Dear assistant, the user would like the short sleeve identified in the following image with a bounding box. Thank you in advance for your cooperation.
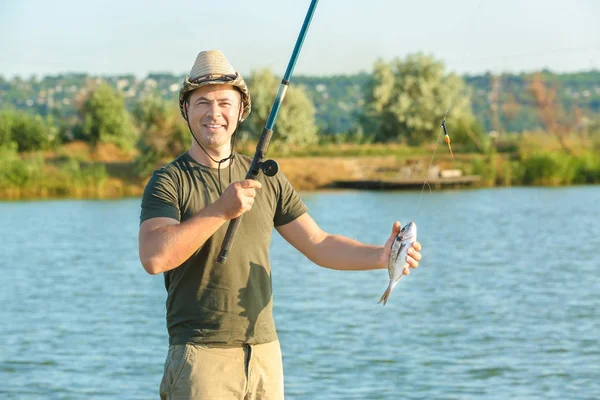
[273,173,308,227]
[140,168,180,225]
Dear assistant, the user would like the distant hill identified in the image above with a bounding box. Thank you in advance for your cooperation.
[1,69,599,134]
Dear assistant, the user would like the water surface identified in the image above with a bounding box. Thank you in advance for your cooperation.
[1,187,599,399]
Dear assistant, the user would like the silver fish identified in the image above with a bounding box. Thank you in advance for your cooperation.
[378,221,417,305]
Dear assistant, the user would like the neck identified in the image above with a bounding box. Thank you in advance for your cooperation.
[188,142,233,168]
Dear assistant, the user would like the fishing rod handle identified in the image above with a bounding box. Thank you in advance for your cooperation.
[217,217,242,264]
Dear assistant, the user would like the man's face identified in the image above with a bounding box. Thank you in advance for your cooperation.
[186,84,242,150]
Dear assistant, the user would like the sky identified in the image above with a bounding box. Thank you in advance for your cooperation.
[1,0,599,79]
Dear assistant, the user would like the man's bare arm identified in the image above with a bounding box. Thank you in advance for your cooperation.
[276,213,421,271]
[138,203,227,275]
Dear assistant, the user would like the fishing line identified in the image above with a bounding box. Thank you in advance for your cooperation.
[413,108,447,220]
[411,79,471,220]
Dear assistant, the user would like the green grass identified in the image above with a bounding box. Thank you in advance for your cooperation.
[2,131,600,199]
[0,144,110,199]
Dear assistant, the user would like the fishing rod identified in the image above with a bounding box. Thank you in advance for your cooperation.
[217,0,319,264]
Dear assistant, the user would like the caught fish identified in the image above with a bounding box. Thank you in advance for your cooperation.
[378,221,417,305]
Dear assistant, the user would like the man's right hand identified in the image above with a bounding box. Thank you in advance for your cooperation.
[214,179,262,220]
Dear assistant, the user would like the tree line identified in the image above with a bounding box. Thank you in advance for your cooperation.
[1,53,599,168]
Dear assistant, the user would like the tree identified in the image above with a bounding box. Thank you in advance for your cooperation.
[0,110,13,147]
[132,95,188,176]
[528,73,572,153]
[77,81,138,149]
[242,69,318,146]
[361,53,479,146]
[133,94,187,154]
[0,109,57,151]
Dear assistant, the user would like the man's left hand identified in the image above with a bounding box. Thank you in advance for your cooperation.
[380,221,422,275]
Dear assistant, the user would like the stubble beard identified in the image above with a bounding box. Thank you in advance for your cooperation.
[196,126,234,156]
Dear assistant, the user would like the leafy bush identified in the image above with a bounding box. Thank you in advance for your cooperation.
[56,156,107,185]
[78,82,138,149]
[469,154,496,186]
[244,68,318,146]
[572,153,600,184]
[360,53,476,145]
[521,152,578,185]
[0,109,58,151]
[133,95,188,176]
[0,143,44,186]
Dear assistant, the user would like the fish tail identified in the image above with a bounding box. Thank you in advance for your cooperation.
[377,282,396,306]
[377,288,391,305]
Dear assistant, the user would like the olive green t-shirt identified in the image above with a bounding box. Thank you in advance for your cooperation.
[140,152,307,345]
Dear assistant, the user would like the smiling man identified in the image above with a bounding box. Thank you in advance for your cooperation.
[138,50,422,400]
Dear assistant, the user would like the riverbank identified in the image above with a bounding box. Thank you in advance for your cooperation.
[1,136,599,200]
[0,153,436,200]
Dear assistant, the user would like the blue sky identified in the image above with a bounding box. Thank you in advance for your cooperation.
[1,0,599,79]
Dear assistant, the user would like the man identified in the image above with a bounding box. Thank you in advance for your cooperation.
[139,50,422,400]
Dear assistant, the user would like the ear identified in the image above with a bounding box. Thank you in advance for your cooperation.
[183,102,189,121]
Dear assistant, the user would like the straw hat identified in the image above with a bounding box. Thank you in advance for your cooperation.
[179,50,251,121]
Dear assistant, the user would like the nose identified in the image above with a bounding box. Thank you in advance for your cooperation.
[208,101,221,117]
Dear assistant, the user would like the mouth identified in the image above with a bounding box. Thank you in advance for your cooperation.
[204,124,225,131]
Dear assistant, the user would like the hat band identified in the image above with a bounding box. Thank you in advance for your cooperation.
[190,73,238,85]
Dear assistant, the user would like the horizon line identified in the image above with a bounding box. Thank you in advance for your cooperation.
[3,66,600,81]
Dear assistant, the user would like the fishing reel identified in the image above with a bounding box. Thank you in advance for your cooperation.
[258,159,279,177]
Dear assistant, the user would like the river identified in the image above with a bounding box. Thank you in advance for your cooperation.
[1,187,599,399]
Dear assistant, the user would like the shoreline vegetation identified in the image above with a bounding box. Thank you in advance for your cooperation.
[2,56,599,201]
[2,133,599,201]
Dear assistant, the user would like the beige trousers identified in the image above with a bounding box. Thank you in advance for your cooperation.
[159,340,284,400]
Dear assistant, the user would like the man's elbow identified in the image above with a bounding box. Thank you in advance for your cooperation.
[140,255,164,275]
